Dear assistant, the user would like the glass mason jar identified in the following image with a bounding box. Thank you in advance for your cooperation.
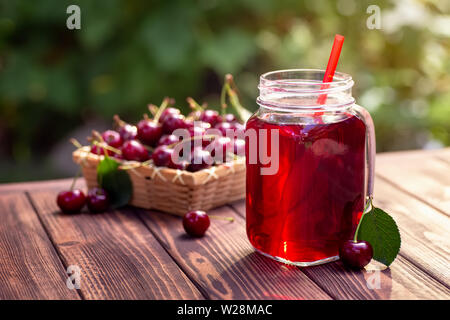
[245,69,375,266]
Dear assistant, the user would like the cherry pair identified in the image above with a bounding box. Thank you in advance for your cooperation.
[57,188,109,214]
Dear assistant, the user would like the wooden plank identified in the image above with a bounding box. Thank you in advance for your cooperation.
[231,201,450,299]
[0,193,80,299]
[0,178,84,193]
[376,149,450,216]
[434,148,450,164]
[136,206,331,300]
[28,190,203,300]
[373,179,450,287]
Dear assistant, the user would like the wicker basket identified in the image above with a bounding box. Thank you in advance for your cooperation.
[73,147,246,216]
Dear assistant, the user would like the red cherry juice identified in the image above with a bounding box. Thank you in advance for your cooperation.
[245,112,366,263]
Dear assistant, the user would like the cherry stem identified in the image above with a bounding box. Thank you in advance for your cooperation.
[186,97,204,112]
[153,97,170,123]
[92,140,122,155]
[113,115,126,128]
[353,196,373,242]
[70,138,83,149]
[209,215,234,222]
[70,166,82,191]
[148,104,158,116]
[220,75,230,116]
[223,75,246,123]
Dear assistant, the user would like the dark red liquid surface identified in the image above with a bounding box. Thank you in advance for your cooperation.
[245,113,366,263]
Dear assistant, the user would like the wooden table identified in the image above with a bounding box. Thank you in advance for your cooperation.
[0,149,449,300]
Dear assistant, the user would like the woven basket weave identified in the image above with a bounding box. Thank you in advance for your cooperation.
[73,147,245,216]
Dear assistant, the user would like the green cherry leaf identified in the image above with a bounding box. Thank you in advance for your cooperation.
[357,206,401,267]
[97,156,132,209]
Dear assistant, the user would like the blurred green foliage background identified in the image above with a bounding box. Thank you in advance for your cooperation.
[0,0,449,182]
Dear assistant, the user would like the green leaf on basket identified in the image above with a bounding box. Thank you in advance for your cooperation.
[357,206,401,267]
[97,155,132,209]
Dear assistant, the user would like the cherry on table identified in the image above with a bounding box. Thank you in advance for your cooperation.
[121,140,149,162]
[57,189,86,213]
[183,210,210,237]
[339,240,373,269]
[86,188,110,213]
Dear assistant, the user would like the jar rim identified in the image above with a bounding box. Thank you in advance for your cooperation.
[259,69,354,94]
[257,69,355,111]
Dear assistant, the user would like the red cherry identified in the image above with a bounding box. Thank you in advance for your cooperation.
[57,189,86,213]
[233,139,245,156]
[159,107,180,124]
[222,113,237,123]
[152,145,173,167]
[112,152,123,160]
[183,210,210,237]
[86,188,110,213]
[209,137,233,163]
[168,157,189,170]
[188,148,212,172]
[199,110,221,127]
[339,240,374,269]
[102,130,123,148]
[214,122,234,137]
[118,123,138,141]
[137,120,162,146]
[188,123,211,148]
[158,134,179,146]
[90,144,113,156]
[188,110,202,120]
[114,115,138,141]
[121,140,149,162]
[231,122,245,137]
[188,125,207,137]
[162,114,187,134]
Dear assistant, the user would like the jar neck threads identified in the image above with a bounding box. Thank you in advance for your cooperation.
[257,69,355,112]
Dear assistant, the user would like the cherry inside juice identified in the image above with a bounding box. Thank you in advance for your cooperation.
[245,112,366,263]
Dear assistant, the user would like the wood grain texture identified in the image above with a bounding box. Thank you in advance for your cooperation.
[231,202,450,299]
[0,178,84,193]
[374,179,450,288]
[0,193,80,299]
[376,149,450,216]
[136,206,331,300]
[28,190,203,300]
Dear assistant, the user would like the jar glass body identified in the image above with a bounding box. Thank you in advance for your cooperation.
[245,69,375,266]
